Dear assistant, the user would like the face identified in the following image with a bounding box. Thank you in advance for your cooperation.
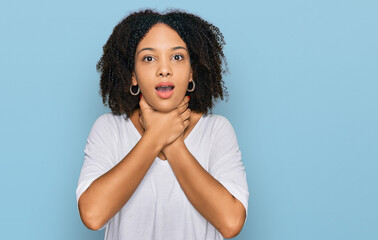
[132,23,193,112]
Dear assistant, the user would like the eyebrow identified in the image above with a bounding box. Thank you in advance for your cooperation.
[137,46,188,56]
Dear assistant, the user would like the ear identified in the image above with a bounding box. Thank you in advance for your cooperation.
[131,72,138,86]
[189,69,193,83]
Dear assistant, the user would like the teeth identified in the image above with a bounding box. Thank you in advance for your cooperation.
[156,86,174,92]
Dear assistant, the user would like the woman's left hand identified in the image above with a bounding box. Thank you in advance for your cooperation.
[138,96,191,156]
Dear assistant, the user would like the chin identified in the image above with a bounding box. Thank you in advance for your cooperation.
[144,95,183,113]
[142,89,187,112]
[150,101,178,113]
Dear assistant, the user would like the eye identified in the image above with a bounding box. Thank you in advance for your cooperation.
[143,56,155,62]
[172,54,184,61]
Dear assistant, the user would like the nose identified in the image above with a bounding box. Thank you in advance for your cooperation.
[156,59,172,78]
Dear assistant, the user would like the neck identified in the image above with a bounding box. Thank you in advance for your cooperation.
[130,108,203,138]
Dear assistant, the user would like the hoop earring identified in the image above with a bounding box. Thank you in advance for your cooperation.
[187,80,195,92]
[130,85,140,96]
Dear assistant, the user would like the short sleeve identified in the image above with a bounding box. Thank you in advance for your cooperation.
[76,114,116,230]
[209,116,249,224]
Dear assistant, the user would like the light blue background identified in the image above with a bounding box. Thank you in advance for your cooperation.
[1,0,377,239]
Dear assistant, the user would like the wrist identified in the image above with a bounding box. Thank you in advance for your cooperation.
[141,130,165,154]
[163,138,186,158]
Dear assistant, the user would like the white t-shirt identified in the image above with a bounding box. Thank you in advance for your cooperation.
[76,113,249,240]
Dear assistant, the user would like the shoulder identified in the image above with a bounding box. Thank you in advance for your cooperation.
[93,112,128,126]
[94,112,125,123]
[201,113,235,132]
[90,113,129,135]
[196,114,237,145]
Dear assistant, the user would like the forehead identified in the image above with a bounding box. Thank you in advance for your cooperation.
[137,23,187,50]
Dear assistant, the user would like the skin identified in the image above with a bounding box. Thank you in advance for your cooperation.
[78,23,246,238]
[131,23,193,113]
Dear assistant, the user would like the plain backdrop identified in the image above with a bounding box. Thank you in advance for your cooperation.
[0,0,377,239]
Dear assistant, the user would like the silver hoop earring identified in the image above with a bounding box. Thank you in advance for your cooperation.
[130,85,140,96]
[187,80,195,92]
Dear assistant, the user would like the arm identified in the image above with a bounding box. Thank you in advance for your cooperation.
[78,97,191,230]
[163,140,246,239]
[78,130,163,230]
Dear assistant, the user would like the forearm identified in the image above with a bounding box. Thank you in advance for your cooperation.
[164,141,246,238]
[78,133,162,230]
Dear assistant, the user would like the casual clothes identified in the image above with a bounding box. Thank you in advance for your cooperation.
[76,113,249,240]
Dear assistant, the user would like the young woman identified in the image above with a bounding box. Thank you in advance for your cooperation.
[76,9,249,240]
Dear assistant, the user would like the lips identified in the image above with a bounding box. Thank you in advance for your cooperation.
[155,82,175,99]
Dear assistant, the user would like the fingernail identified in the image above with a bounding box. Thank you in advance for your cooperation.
[139,94,142,99]
[188,96,190,100]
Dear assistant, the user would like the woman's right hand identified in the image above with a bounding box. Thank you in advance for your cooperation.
[78,96,191,230]
[138,95,191,149]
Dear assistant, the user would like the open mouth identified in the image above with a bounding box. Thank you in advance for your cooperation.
[155,82,175,99]
[155,85,175,92]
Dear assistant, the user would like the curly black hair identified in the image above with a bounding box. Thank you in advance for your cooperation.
[97,9,228,118]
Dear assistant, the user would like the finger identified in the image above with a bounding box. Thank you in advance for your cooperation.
[139,115,145,129]
[182,119,190,129]
[139,95,146,108]
[177,98,190,115]
[177,96,190,108]
[138,109,144,123]
[181,108,191,121]
[183,95,190,104]
[176,104,188,116]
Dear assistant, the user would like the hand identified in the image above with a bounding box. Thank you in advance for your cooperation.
[139,96,191,149]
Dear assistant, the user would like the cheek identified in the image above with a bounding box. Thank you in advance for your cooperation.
[134,68,152,89]
[175,65,192,84]
[176,82,189,94]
